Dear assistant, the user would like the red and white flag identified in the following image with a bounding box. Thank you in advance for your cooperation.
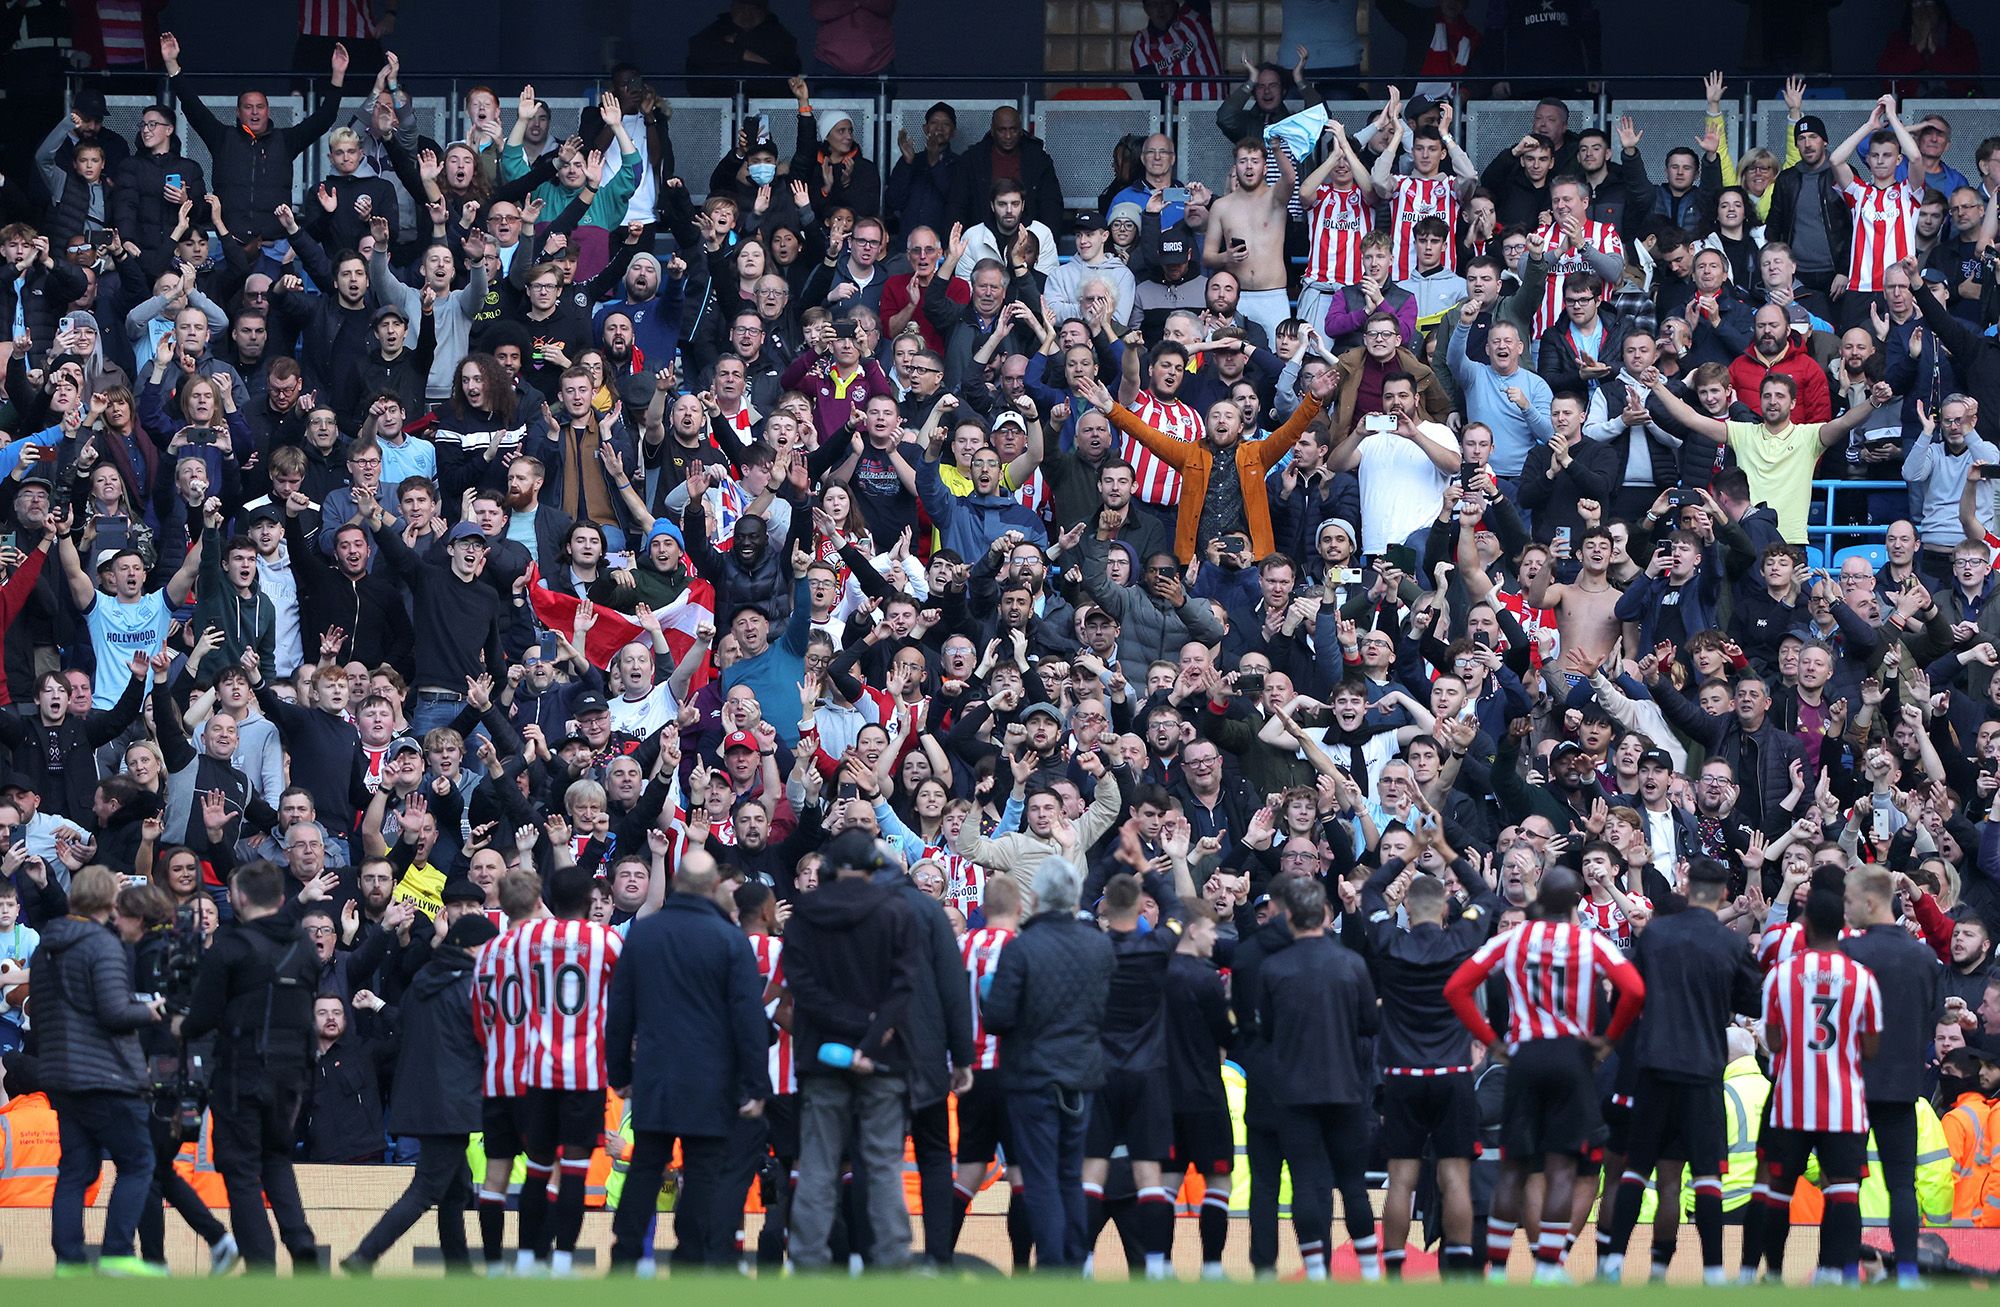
[525,567,716,691]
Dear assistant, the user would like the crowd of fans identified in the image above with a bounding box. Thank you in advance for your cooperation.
[0,0,1998,1284]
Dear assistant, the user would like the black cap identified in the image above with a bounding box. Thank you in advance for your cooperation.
[1072,209,1109,234]
[1550,740,1585,762]
[1405,95,1440,122]
[13,473,54,494]
[1157,225,1192,264]
[445,914,500,949]
[572,691,610,717]
[821,829,887,876]
[0,770,35,794]
[1795,115,1828,142]
[1019,700,1062,724]
[243,502,283,527]
[371,303,409,326]
[1638,748,1674,771]
[442,876,485,905]
[73,89,108,121]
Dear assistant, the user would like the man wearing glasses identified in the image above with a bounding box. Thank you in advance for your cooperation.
[112,105,208,267]
[882,225,971,353]
[804,214,889,314]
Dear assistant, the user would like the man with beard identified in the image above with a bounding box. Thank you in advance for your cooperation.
[592,252,685,373]
[948,107,1063,236]
[591,311,655,411]
[917,421,1048,560]
[1729,305,1831,423]
[1324,372,1459,556]
[951,179,1059,283]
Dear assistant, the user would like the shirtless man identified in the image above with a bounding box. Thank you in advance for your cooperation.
[1525,525,1624,677]
[1203,138,1295,349]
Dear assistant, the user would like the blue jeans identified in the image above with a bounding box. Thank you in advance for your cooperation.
[407,693,467,739]
[1006,1085,1089,1271]
[50,1090,153,1264]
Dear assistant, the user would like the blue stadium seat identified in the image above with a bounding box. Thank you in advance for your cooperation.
[1804,545,1826,572]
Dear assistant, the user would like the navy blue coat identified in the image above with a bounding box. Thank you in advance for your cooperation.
[606,893,770,1137]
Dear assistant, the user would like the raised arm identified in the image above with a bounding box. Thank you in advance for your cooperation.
[1644,369,1728,442]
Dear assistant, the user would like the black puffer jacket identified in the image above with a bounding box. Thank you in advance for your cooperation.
[29,916,157,1095]
[982,909,1115,1093]
[111,148,209,261]
[169,72,343,241]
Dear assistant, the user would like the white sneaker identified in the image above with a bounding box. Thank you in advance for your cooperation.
[209,1234,240,1277]
[515,1251,542,1277]
[1532,1263,1573,1286]
[1201,1263,1227,1282]
[549,1250,574,1278]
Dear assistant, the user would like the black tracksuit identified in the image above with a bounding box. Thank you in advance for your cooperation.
[1843,922,1944,1270]
[1255,931,1380,1263]
[1603,901,1764,1270]
[1227,917,1294,1272]
[1360,858,1501,1073]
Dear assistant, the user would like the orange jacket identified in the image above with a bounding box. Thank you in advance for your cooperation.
[1108,393,1325,563]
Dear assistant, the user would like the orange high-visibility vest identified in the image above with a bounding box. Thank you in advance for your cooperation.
[0,1093,101,1207]
[173,1110,229,1208]
[1942,1092,1991,1222]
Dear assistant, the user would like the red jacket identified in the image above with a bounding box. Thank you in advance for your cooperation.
[1729,335,1832,424]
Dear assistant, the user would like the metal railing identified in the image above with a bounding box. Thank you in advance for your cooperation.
[1810,480,1907,557]
[69,66,2000,194]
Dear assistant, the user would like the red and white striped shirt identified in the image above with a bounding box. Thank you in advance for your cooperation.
[925,844,986,913]
[1447,919,1643,1047]
[1839,179,1921,293]
[505,917,623,1091]
[749,934,795,1095]
[1010,467,1051,524]
[1532,219,1624,338]
[1755,920,1861,972]
[1305,183,1373,286]
[961,926,1016,1071]
[1762,946,1880,1133]
[1581,893,1651,953]
[1125,390,1202,507]
[473,922,535,1098]
[1389,175,1462,281]
[1129,4,1224,102]
[298,0,380,39]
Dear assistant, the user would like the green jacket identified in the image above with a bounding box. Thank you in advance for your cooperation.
[499,145,643,232]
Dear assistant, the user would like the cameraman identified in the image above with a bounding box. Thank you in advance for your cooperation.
[117,883,239,1273]
[180,861,320,1273]
[30,865,167,1275]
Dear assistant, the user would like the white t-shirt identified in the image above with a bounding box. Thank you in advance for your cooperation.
[608,679,679,739]
[1356,421,1457,554]
[601,112,656,227]
[86,590,172,709]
